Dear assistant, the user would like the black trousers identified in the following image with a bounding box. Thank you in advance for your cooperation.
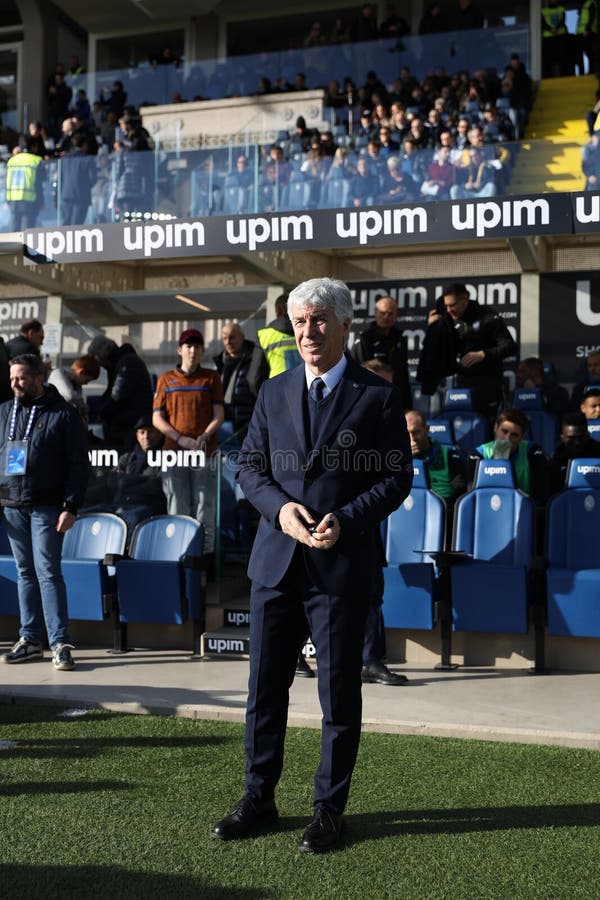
[245,549,369,814]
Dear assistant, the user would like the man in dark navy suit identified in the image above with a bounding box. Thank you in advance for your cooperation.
[211,277,413,853]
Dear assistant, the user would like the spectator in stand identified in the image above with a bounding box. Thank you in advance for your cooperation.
[401,137,430,185]
[379,3,410,39]
[152,47,181,68]
[582,133,600,190]
[405,410,467,513]
[426,108,446,145]
[451,146,496,198]
[356,109,378,142]
[113,115,154,219]
[21,121,50,157]
[548,412,600,496]
[267,144,291,185]
[152,328,224,558]
[87,335,153,452]
[571,350,600,408]
[379,155,417,203]
[350,156,380,206]
[5,140,44,231]
[421,144,455,199]
[6,320,44,360]
[100,81,127,119]
[324,79,345,112]
[438,129,463,165]
[232,154,253,188]
[319,130,337,158]
[329,16,350,43]
[293,73,308,92]
[419,2,451,34]
[390,104,410,142]
[372,101,392,129]
[351,295,412,409]
[514,357,570,417]
[303,21,326,47]
[100,110,118,149]
[362,69,389,108]
[213,322,268,437]
[482,104,514,143]
[453,116,472,152]
[69,88,91,123]
[417,282,516,419]
[47,354,100,425]
[470,408,549,509]
[350,3,378,42]
[67,55,86,78]
[60,132,97,226]
[408,116,434,150]
[455,0,484,29]
[47,72,72,141]
[377,126,400,158]
[580,387,600,420]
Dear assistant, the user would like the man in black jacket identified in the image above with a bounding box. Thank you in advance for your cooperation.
[0,354,88,671]
[88,335,153,452]
[351,295,412,410]
[213,323,268,438]
[417,282,516,421]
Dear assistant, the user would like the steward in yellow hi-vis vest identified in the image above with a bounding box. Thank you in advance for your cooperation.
[5,142,44,231]
[257,294,302,377]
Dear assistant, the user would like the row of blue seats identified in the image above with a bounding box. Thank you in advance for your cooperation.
[382,456,600,673]
[426,387,600,456]
[0,514,204,653]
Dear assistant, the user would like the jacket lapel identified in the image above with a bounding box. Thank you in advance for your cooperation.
[313,358,366,453]
[284,363,310,457]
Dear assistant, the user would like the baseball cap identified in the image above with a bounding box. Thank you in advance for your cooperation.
[134,414,154,430]
[178,328,204,346]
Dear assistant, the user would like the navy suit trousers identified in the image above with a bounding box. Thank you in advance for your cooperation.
[244,548,369,814]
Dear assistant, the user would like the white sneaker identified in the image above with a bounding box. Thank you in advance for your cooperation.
[1,637,44,664]
[52,643,75,671]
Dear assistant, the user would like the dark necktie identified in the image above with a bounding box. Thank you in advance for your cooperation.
[309,377,325,404]
[308,377,325,446]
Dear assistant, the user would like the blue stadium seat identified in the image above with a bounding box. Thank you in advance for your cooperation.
[61,513,127,625]
[546,458,600,637]
[433,388,489,452]
[587,420,600,442]
[115,515,204,651]
[0,517,19,617]
[281,176,319,211]
[450,459,535,634]
[382,462,446,631]
[512,387,559,456]
[427,418,455,445]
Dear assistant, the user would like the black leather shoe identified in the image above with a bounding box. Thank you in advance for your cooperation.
[210,795,278,840]
[295,654,316,678]
[361,661,408,685]
[299,807,344,853]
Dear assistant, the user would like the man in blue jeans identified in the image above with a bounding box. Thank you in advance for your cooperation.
[0,354,88,671]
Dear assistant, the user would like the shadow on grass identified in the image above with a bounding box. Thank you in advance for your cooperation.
[342,803,600,845]
[0,864,271,899]
[0,780,131,796]
[4,734,232,760]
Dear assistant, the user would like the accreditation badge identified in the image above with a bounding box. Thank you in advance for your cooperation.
[5,440,28,475]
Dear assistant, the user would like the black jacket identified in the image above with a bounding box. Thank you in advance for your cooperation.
[0,384,88,511]
[99,343,153,449]
[417,299,515,395]
[214,339,268,433]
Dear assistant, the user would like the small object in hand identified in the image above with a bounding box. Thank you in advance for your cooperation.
[308,525,317,534]
[326,518,334,528]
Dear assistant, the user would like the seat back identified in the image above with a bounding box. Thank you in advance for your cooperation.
[386,465,445,566]
[427,418,455,445]
[512,388,558,454]
[547,458,600,569]
[453,480,534,566]
[129,515,202,561]
[587,420,600,442]
[62,513,127,560]
[434,388,489,451]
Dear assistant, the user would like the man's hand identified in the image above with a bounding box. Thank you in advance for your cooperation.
[177,435,198,451]
[56,511,76,533]
[427,309,442,325]
[459,350,485,368]
[279,502,316,546]
[308,514,340,551]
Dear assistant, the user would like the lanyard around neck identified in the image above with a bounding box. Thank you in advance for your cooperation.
[8,398,37,443]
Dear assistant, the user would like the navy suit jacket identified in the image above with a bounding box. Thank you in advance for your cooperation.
[237,354,413,596]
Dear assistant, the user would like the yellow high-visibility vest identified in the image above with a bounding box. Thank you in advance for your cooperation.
[6,152,42,203]
[257,326,301,377]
